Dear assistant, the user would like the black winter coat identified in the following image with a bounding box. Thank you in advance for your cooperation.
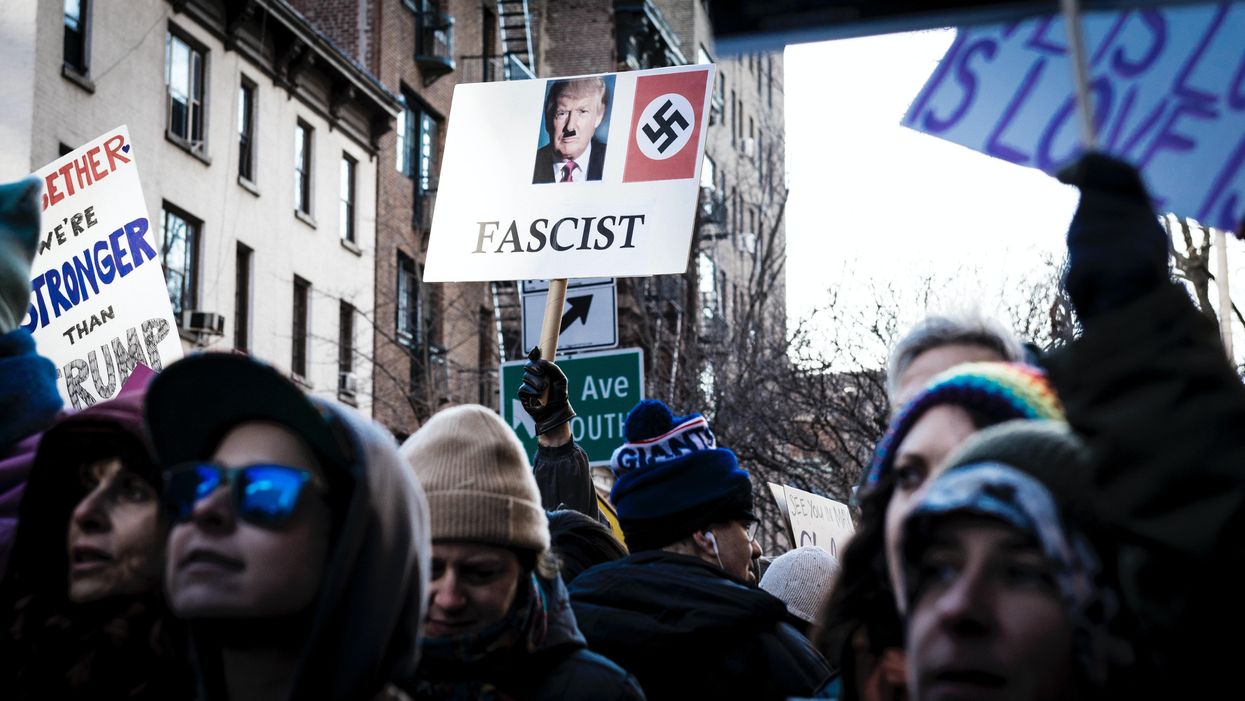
[412,574,645,701]
[533,442,600,520]
[568,551,832,700]
[1044,283,1245,698]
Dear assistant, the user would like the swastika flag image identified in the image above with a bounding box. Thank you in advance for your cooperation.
[623,68,711,183]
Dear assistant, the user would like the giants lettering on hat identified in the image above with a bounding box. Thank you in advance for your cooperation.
[609,415,717,475]
[622,69,710,183]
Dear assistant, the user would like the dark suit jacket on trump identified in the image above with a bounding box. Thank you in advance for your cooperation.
[532,139,607,184]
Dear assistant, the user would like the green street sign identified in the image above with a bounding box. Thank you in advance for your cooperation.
[500,348,645,466]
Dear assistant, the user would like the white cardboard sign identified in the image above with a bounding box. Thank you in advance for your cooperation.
[23,126,182,409]
[425,64,716,282]
[771,484,856,559]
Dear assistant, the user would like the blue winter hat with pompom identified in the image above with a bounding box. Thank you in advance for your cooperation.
[609,399,754,551]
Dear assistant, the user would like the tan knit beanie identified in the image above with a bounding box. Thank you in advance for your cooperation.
[400,404,550,553]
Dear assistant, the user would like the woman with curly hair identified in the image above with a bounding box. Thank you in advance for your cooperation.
[0,366,193,700]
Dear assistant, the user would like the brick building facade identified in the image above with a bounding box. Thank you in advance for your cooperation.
[290,0,538,437]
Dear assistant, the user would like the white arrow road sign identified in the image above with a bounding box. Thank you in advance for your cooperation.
[522,278,613,294]
[511,398,537,438]
[521,279,618,355]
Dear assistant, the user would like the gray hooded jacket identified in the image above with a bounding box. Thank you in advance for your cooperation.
[190,400,431,701]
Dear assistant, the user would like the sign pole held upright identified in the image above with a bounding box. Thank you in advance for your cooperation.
[1059,0,1098,150]
[539,278,568,358]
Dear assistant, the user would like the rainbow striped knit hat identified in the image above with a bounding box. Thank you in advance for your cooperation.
[860,362,1064,496]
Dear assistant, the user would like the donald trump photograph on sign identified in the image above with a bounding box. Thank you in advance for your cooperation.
[532,77,613,184]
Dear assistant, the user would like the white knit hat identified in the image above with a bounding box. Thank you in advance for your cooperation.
[759,546,840,624]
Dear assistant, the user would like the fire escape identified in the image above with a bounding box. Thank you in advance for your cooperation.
[489,0,536,363]
[496,0,536,79]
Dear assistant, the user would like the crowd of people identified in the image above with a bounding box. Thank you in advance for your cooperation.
[1,152,1242,700]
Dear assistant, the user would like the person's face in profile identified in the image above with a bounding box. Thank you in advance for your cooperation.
[906,517,1077,701]
[66,457,164,603]
[551,91,604,161]
[884,404,978,610]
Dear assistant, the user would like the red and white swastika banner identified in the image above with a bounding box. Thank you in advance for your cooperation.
[623,68,711,183]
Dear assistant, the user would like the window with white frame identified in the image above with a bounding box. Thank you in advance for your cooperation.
[294,122,313,215]
[166,32,205,150]
[340,154,356,243]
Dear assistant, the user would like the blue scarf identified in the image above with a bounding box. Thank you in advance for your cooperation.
[0,330,62,447]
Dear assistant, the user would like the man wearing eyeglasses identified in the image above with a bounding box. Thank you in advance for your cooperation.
[568,399,833,700]
[145,354,432,701]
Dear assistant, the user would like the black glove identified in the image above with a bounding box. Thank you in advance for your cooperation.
[1057,152,1171,324]
[517,346,576,435]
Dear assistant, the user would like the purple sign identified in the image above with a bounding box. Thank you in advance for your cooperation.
[904,3,1245,234]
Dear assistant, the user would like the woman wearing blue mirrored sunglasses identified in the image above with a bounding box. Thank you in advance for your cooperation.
[165,422,334,622]
[148,352,431,701]
[163,461,323,528]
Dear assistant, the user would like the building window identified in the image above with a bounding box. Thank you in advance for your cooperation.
[758,131,765,182]
[160,205,199,319]
[396,252,420,347]
[340,154,356,243]
[294,121,313,215]
[63,0,90,74]
[396,95,413,175]
[731,188,739,239]
[418,111,440,195]
[767,57,774,107]
[292,276,310,378]
[399,92,441,225]
[701,154,715,190]
[730,89,737,146]
[737,97,744,143]
[238,81,256,181]
[166,32,205,150]
[338,301,355,396]
[698,253,718,319]
[482,5,497,81]
[234,243,252,351]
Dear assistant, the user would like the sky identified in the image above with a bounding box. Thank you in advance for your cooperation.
[784,30,1076,333]
[782,28,1244,362]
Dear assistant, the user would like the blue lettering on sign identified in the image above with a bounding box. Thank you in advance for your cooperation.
[903,3,1245,234]
[23,217,157,332]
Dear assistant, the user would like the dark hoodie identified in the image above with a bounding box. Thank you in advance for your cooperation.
[410,572,644,701]
[0,366,194,700]
[569,551,832,700]
[184,400,432,701]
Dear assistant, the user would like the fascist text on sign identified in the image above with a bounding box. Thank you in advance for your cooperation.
[903,4,1245,235]
[500,348,644,466]
[24,126,183,409]
[426,65,715,282]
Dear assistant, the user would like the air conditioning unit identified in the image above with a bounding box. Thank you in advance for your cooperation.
[338,371,359,397]
[741,137,756,157]
[180,311,225,336]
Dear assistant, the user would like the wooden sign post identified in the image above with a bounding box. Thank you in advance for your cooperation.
[538,278,568,359]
